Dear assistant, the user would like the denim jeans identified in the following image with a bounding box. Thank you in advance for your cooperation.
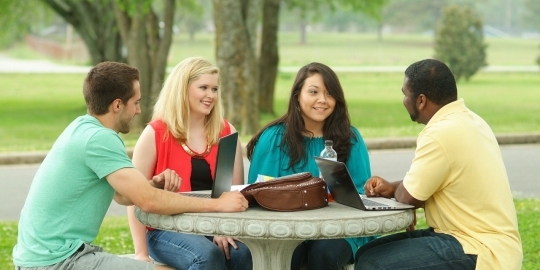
[147,229,252,270]
[355,228,477,270]
[291,239,352,270]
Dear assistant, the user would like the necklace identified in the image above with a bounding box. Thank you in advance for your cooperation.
[181,142,211,158]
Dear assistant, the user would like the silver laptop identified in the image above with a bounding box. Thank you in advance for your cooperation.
[314,157,414,211]
[181,132,238,198]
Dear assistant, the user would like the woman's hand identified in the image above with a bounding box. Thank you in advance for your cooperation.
[213,236,239,260]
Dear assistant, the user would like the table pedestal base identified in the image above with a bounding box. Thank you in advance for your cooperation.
[240,238,303,270]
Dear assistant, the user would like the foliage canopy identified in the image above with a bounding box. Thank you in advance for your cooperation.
[0,0,54,48]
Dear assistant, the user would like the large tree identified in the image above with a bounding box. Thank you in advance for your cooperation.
[41,0,125,64]
[113,0,176,126]
[341,0,389,41]
[41,0,203,127]
[257,0,389,115]
[213,0,261,135]
[258,0,281,115]
[0,0,54,48]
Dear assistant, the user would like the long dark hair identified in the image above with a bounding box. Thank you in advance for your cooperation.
[246,62,356,169]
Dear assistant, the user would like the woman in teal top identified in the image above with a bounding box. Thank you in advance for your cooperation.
[246,62,374,270]
[247,124,370,191]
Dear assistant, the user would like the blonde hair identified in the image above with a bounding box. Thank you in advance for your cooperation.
[152,57,223,145]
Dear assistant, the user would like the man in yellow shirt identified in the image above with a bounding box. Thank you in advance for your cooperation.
[355,59,522,270]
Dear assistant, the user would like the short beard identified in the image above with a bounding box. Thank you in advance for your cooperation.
[409,106,419,122]
[118,116,131,134]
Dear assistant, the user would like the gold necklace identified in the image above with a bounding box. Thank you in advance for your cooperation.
[181,142,211,158]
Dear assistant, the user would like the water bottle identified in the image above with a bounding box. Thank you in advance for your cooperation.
[319,140,337,201]
[320,140,337,161]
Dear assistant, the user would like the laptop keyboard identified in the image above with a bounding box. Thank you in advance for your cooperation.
[361,198,389,207]
[182,193,211,198]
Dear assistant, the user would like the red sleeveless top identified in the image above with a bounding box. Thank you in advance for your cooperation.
[149,119,231,192]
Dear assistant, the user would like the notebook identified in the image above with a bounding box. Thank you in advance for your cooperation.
[181,132,238,198]
[314,157,414,211]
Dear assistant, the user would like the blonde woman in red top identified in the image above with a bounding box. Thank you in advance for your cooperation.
[127,57,251,269]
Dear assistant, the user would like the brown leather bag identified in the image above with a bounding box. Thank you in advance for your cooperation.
[241,172,329,211]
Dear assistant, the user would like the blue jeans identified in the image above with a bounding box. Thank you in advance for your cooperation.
[355,228,477,270]
[291,239,352,270]
[147,229,252,270]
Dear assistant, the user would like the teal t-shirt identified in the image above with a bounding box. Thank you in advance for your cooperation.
[248,123,375,257]
[13,115,134,267]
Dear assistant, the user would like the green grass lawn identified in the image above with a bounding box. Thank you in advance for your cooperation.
[1,198,538,269]
[1,72,539,152]
[168,32,540,67]
[2,32,538,151]
[1,32,537,269]
[4,32,540,67]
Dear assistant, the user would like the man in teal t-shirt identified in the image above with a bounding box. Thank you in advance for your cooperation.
[14,114,134,266]
[13,62,248,270]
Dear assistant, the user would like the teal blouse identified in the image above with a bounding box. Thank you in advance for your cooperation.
[248,123,375,258]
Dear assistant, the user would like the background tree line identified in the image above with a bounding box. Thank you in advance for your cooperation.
[0,0,539,134]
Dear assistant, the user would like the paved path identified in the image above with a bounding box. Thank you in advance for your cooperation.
[1,144,539,221]
[1,55,539,73]
[0,55,91,73]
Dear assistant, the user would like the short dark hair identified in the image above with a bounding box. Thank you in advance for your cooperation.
[83,61,140,115]
[246,62,356,168]
[404,59,457,105]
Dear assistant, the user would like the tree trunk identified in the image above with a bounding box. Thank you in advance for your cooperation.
[213,0,261,135]
[41,0,125,64]
[377,22,383,42]
[114,0,175,128]
[299,17,307,45]
[258,0,280,115]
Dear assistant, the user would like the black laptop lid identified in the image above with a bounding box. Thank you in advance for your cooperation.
[314,157,367,210]
[211,132,238,198]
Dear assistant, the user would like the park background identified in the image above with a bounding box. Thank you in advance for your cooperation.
[1,0,540,269]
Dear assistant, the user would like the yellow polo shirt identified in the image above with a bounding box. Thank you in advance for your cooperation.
[403,99,522,270]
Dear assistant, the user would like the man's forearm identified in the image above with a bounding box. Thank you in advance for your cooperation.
[137,189,222,215]
[114,192,134,206]
[394,181,424,208]
[147,180,160,189]
[390,181,402,197]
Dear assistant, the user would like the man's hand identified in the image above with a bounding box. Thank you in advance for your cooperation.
[364,176,396,198]
[215,191,249,212]
[213,236,238,260]
[151,169,180,192]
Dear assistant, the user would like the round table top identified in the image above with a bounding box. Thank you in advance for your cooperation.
[136,202,414,240]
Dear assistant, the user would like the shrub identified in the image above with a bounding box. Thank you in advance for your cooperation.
[434,5,487,81]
